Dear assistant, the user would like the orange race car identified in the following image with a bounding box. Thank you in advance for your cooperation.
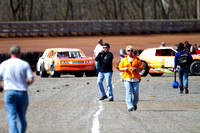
[36,48,95,77]
[120,47,200,77]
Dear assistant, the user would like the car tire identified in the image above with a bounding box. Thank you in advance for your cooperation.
[75,72,83,77]
[50,63,60,77]
[40,63,49,77]
[190,61,200,75]
[140,61,149,76]
[149,73,164,77]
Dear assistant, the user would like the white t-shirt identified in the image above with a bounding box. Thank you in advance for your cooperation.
[94,44,103,57]
[0,58,34,91]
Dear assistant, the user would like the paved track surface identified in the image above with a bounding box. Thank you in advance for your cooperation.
[0,71,200,133]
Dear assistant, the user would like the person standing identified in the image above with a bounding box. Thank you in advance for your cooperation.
[93,39,104,75]
[174,43,193,94]
[184,41,196,54]
[95,43,114,101]
[117,45,144,111]
[0,45,34,133]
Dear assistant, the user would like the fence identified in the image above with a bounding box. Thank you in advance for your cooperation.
[0,52,43,70]
[0,19,200,37]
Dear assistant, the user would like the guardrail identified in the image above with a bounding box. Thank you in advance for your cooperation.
[0,19,200,37]
[0,52,43,70]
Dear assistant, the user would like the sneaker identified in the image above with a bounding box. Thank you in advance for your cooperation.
[180,91,183,94]
[184,86,189,94]
[128,108,133,111]
[109,98,113,101]
[134,105,137,111]
[99,96,108,100]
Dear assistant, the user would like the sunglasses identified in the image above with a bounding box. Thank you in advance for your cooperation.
[127,49,133,52]
[103,47,108,48]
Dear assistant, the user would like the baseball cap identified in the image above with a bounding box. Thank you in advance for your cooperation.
[161,42,165,45]
[10,45,20,55]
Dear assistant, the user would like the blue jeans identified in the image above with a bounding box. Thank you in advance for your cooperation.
[178,66,189,92]
[124,81,139,110]
[95,61,99,76]
[97,72,114,99]
[4,90,29,133]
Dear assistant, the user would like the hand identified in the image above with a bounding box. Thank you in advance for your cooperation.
[130,67,139,71]
[121,67,128,72]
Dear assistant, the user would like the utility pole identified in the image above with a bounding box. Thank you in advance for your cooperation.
[198,0,200,19]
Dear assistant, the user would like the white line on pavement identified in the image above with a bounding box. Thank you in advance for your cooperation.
[91,101,103,133]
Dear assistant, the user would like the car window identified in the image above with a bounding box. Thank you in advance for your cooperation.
[57,51,85,58]
[50,51,54,58]
[57,52,70,58]
[43,50,49,57]
[156,49,175,56]
[70,51,84,58]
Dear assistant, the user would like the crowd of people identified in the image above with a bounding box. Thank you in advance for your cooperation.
[161,41,199,54]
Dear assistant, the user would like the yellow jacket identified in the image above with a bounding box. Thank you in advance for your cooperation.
[118,56,144,81]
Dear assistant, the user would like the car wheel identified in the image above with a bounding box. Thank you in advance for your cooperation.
[75,72,83,77]
[140,61,149,76]
[149,73,164,77]
[190,61,200,75]
[40,63,49,77]
[36,62,40,75]
[50,63,60,77]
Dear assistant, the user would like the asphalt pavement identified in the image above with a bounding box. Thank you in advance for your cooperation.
[0,70,200,133]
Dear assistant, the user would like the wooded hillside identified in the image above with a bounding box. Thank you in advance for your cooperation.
[0,0,198,21]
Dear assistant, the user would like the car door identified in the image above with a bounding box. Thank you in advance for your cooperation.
[152,48,176,72]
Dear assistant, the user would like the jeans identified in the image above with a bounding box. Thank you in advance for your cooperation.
[124,81,139,110]
[97,72,114,99]
[95,61,99,76]
[178,66,189,92]
[4,90,29,133]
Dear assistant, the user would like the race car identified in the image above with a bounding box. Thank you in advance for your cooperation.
[36,48,95,77]
[120,47,200,76]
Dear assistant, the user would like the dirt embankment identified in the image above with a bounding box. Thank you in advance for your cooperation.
[0,33,200,66]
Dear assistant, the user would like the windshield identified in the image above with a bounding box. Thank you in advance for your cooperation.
[57,51,85,58]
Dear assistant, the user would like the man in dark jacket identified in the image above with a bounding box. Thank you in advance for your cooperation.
[95,43,114,101]
[174,43,193,94]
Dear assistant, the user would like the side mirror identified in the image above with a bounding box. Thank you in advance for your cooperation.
[120,49,126,58]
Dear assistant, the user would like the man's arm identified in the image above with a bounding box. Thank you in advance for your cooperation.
[95,52,102,61]
[27,77,34,86]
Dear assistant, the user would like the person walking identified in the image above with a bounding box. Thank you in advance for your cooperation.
[95,43,114,101]
[174,43,193,94]
[93,39,104,76]
[117,45,143,111]
[0,45,34,133]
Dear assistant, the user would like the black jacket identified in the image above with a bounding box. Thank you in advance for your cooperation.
[95,51,113,72]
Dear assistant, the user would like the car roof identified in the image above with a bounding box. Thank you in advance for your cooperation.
[144,47,177,51]
[46,48,81,52]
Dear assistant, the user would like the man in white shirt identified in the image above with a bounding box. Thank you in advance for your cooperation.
[93,39,104,75]
[0,45,34,133]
